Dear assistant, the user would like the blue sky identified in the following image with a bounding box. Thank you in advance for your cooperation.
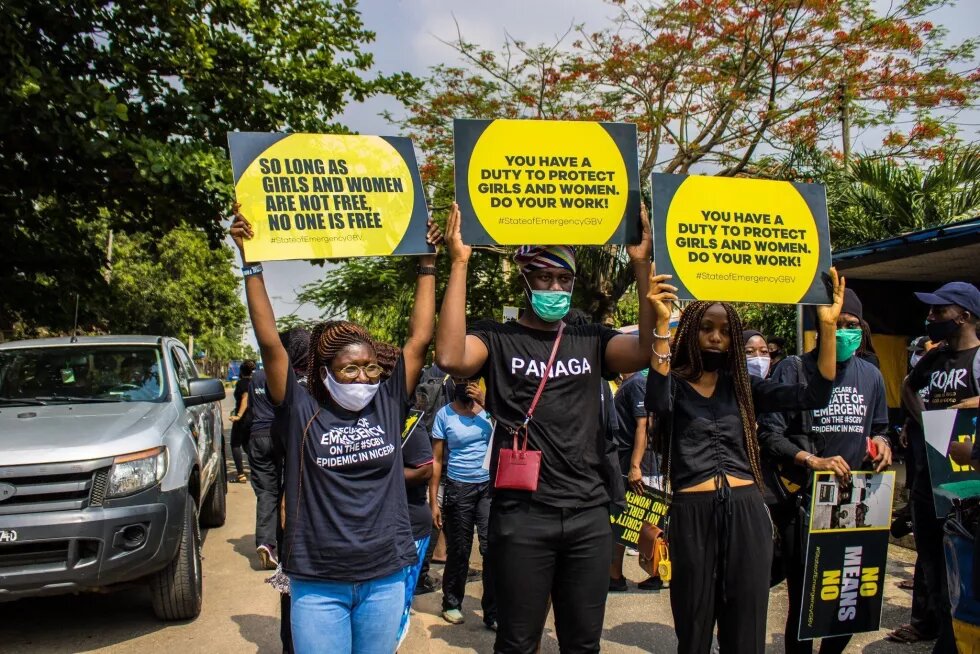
[238,0,980,347]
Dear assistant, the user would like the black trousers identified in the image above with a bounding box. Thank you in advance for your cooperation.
[489,499,611,654]
[774,501,850,654]
[911,495,955,654]
[670,485,773,654]
[248,430,282,547]
[230,419,250,475]
[442,479,495,621]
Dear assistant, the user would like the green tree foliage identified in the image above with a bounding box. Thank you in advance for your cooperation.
[736,303,798,354]
[0,0,419,332]
[109,228,245,344]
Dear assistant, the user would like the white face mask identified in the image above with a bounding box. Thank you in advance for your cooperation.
[322,368,380,412]
[746,356,771,379]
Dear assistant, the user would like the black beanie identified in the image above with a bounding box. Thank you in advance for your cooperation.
[742,329,764,346]
[841,288,863,320]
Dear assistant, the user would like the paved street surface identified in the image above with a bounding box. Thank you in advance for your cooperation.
[0,405,932,653]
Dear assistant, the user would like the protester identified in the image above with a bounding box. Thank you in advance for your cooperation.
[230,207,442,654]
[248,330,309,572]
[644,265,844,654]
[609,367,662,591]
[435,202,655,653]
[743,330,772,379]
[897,281,980,654]
[229,359,256,483]
[389,340,435,650]
[758,288,892,654]
[429,376,496,629]
[856,318,880,369]
[768,336,787,370]
[258,328,310,654]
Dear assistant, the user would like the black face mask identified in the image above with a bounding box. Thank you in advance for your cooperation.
[701,350,728,372]
[454,384,472,404]
[926,319,959,344]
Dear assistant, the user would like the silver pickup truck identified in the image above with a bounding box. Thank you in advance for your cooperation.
[0,335,227,620]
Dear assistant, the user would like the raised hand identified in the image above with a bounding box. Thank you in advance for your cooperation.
[815,267,846,325]
[418,218,444,267]
[229,202,254,260]
[445,202,472,265]
[626,202,652,263]
[646,263,678,325]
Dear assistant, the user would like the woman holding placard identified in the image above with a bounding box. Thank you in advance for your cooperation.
[644,268,844,654]
[436,201,656,653]
[229,206,442,654]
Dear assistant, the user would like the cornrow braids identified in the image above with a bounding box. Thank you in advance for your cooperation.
[373,341,402,381]
[305,320,377,406]
[654,301,765,490]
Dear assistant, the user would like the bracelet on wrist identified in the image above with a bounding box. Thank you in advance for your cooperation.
[653,349,671,364]
[242,263,264,277]
[803,453,816,469]
[416,265,437,276]
[652,330,671,341]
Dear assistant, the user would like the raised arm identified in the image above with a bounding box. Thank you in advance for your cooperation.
[230,206,289,404]
[812,268,845,382]
[605,203,655,373]
[434,203,488,377]
[402,219,443,396]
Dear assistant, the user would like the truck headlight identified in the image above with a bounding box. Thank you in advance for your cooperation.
[107,447,168,498]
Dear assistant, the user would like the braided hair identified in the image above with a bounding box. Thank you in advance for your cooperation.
[654,301,765,489]
[305,320,378,406]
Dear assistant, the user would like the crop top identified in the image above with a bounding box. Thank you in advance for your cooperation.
[645,367,833,490]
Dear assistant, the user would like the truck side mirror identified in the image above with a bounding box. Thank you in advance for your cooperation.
[183,378,226,407]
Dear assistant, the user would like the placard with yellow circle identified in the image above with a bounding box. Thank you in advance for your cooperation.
[651,173,832,305]
[228,132,432,261]
[454,119,640,245]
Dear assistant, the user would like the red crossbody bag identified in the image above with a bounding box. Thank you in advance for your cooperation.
[494,321,565,492]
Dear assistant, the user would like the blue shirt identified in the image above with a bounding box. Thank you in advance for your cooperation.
[432,404,493,484]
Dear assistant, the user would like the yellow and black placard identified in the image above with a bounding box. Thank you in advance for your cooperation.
[922,409,979,518]
[610,485,671,548]
[799,471,895,640]
[453,119,641,245]
[651,173,832,304]
[228,132,432,261]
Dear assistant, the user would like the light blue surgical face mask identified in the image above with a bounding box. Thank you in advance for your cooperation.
[524,275,573,323]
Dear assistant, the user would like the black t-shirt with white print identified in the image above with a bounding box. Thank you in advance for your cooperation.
[907,344,980,501]
[468,320,618,508]
[273,360,417,583]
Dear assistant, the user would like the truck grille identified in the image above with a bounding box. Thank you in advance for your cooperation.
[0,458,114,515]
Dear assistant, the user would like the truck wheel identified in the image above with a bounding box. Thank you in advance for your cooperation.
[199,455,227,528]
[150,494,203,620]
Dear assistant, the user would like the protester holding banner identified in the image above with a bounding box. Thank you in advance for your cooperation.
[644,266,844,654]
[429,377,496,629]
[609,368,661,591]
[757,288,891,653]
[435,202,655,653]
[899,281,980,654]
[229,208,442,654]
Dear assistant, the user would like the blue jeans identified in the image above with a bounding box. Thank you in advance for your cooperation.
[397,535,431,649]
[290,569,407,654]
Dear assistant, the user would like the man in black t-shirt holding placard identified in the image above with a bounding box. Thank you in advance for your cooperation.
[900,281,980,654]
[435,203,656,653]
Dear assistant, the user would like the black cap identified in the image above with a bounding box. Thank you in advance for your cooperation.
[914,282,980,317]
[841,288,863,320]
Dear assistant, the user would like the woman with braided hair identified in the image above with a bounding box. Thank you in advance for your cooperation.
[644,265,845,654]
[230,207,442,654]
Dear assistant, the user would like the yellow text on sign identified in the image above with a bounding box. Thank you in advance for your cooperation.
[236,134,415,260]
[467,121,628,244]
[665,176,820,303]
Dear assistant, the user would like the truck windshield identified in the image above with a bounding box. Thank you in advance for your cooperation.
[0,345,166,403]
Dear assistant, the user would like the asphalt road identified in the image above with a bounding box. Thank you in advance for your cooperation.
[0,404,933,653]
